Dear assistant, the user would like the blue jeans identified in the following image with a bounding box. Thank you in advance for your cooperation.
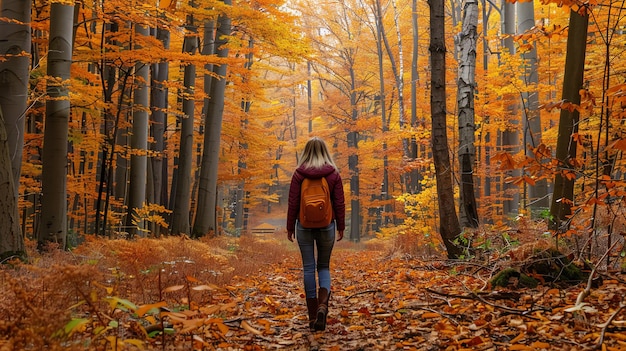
[296,221,336,298]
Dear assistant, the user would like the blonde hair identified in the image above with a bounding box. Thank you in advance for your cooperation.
[297,137,337,170]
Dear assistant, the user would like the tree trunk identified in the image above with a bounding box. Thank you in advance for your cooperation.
[457,0,479,228]
[410,0,421,194]
[373,0,390,229]
[0,0,31,197]
[38,2,74,250]
[348,63,361,242]
[501,0,519,215]
[0,107,25,260]
[549,10,589,230]
[150,26,170,236]
[171,11,197,235]
[125,24,150,236]
[517,1,549,211]
[429,0,462,258]
[193,0,232,238]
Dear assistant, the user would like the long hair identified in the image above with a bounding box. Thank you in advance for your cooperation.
[297,137,337,170]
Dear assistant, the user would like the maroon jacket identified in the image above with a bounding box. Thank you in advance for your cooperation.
[287,164,346,232]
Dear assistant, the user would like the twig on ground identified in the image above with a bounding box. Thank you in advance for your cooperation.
[594,303,626,350]
[574,241,619,307]
[346,289,381,300]
[425,287,540,318]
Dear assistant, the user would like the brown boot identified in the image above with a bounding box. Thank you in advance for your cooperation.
[306,297,318,331]
[314,288,330,331]
[306,298,318,331]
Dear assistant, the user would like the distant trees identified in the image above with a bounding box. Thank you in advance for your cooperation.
[2,0,626,262]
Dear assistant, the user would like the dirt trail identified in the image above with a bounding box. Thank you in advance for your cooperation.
[223,245,625,351]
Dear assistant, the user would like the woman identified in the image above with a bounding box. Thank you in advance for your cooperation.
[287,137,346,332]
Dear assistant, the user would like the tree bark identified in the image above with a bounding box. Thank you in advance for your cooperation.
[501,0,520,215]
[193,0,232,238]
[549,10,589,230]
[149,25,170,236]
[517,0,549,211]
[39,2,74,250]
[0,107,25,260]
[125,24,150,236]
[429,0,463,258]
[457,0,479,228]
[171,11,197,235]
[0,0,31,197]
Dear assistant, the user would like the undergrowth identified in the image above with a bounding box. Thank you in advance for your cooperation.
[0,233,291,350]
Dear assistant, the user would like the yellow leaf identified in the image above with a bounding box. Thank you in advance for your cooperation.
[136,301,167,317]
[509,345,532,350]
[421,312,441,319]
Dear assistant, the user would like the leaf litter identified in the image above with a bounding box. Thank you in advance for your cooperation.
[195,247,626,350]
[1,236,625,350]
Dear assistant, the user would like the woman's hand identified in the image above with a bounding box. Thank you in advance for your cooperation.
[337,230,344,241]
[287,231,295,242]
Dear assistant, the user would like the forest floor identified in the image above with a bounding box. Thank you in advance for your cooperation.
[1,230,626,350]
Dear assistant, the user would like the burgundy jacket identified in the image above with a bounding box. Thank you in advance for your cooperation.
[287,164,346,233]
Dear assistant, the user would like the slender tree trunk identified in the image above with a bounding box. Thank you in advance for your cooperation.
[549,10,589,230]
[38,2,74,250]
[373,0,390,228]
[410,0,420,193]
[171,12,197,235]
[457,0,479,228]
[429,0,462,259]
[501,0,519,215]
[234,38,254,235]
[0,108,25,260]
[517,1,549,211]
[348,64,361,242]
[193,0,231,238]
[125,24,150,236]
[0,0,31,197]
[150,26,170,236]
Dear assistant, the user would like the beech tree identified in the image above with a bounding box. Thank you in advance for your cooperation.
[38,2,74,249]
[518,0,549,211]
[171,7,198,235]
[125,23,151,236]
[0,108,25,260]
[194,0,232,238]
[0,0,31,196]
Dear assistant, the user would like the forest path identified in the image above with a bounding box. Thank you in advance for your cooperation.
[223,243,625,351]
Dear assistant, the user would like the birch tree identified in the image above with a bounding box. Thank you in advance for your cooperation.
[456,0,479,228]
[38,2,74,249]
